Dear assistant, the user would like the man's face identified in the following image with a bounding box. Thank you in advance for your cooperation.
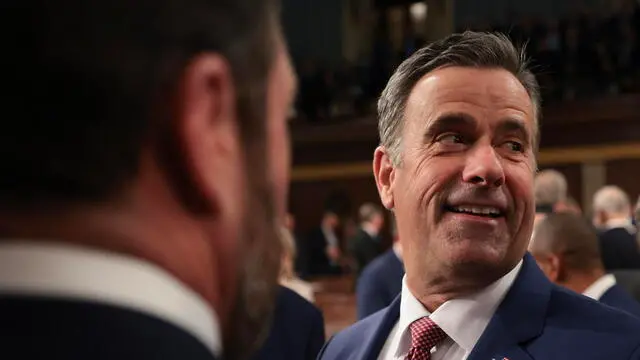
[378,67,537,285]
[226,35,295,358]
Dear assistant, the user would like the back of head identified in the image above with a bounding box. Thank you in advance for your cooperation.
[534,170,568,209]
[593,185,631,216]
[1,0,276,208]
[1,1,286,358]
[531,212,602,272]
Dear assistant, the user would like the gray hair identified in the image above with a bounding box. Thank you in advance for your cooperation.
[358,202,383,223]
[593,185,631,215]
[378,31,540,166]
[534,169,568,206]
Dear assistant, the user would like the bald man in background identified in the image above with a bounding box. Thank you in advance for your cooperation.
[533,170,568,229]
[530,213,640,318]
[592,186,640,270]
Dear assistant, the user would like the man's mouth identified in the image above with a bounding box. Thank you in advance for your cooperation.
[443,205,504,218]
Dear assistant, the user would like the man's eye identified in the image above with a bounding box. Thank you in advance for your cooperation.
[504,141,524,153]
[437,134,464,144]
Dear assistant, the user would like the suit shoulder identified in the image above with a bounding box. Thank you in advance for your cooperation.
[278,287,322,319]
[361,251,394,276]
[321,309,387,358]
[548,285,640,333]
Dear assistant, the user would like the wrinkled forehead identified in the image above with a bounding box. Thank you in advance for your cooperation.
[404,66,536,135]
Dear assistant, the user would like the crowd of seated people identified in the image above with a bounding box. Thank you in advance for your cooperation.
[293,2,640,122]
[476,4,640,102]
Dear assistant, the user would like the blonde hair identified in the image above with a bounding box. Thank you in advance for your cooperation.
[279,227,296,280]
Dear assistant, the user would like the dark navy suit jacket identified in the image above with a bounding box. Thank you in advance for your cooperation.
[0,296,217,360]
[319,254,640,360]
[253,286,325,360]
[601,283,640,318]
[356,249,404,320]
[598,227,640,270]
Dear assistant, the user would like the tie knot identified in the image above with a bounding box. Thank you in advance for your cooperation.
[409,317,447,351]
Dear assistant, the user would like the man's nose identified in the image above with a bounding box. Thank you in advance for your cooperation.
[461,144,505,187]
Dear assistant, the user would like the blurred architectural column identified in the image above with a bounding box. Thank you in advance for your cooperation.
[424,0,454,42]
[581,161,606,215]
[342,0,377,63]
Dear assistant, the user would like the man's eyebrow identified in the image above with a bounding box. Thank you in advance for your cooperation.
[423,112,476,139]
[496,117,531,143]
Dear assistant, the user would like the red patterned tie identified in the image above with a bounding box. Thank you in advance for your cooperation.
[406,317,448,360]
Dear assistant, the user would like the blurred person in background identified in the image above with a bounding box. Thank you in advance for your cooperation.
[251,285,325,360]
[301,209,344,278]
[349,203,385,278]
[253,228,325,360]
[530,213,640,318]
[532,170,570,240]
[0,0,294,359]
[555,196,582,215]
[356,214,404,320]
[320,31,640,360]
[635,196,640,240]
[534,169,568,214]
[279,227,315,303]
[592,186,640,270]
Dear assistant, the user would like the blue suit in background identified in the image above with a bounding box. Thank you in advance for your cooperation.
[252,286,325,360]
[600,283,640,318]
[356,249,403,320]
[319,254,640,360]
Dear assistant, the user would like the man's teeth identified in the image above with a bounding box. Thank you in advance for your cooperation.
[451,206,501,216]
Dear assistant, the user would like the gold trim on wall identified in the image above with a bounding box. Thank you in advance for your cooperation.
[291,142,640,181]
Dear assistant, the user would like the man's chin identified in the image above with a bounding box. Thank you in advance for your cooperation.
[445,247,515,277]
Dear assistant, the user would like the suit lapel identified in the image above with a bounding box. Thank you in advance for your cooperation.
[354,295,401,360]
[467,253,552,360]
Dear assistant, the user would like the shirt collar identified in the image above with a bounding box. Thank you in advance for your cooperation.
[583,274,617,301]
[396,260,522,356]
[0,241,222,357]
[362,223,379,239]
[604,218,636,233]
[321,225,339,247]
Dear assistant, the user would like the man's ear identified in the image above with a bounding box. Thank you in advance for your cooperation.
[373,146,395,210]
[548,253,562,283]
[175,53,241,215]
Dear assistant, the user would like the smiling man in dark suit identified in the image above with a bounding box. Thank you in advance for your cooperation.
[319,32,640,360]
[0,0,295,359]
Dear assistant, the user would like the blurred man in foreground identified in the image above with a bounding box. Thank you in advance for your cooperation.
[0,0,294,359]
[319,32,640,360]
[530,213,640,317]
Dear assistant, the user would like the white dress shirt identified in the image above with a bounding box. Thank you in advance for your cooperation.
[362,223,380,240]
[0,241,222,357]
[378,261,523,360]
[321,225,339,248]
[583,274,617,301]
[604,218,636,234]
